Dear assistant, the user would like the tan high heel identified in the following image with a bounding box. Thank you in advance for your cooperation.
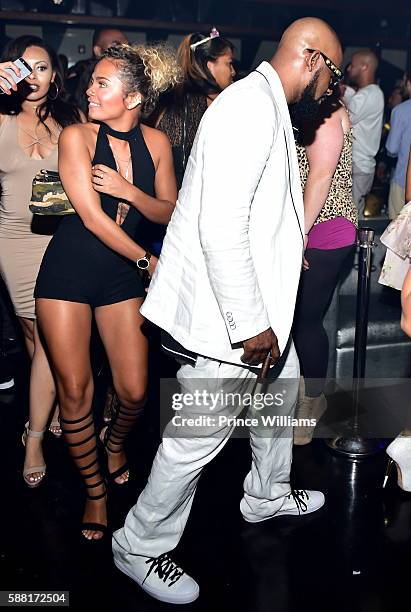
[48,418,62,438]
[48,406,62,438]
[293,378,327,446]
[22,421,46,488]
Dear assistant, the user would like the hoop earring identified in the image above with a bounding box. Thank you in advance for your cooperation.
[48,81,59,101]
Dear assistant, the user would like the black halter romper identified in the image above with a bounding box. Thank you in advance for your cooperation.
[35,122,155,307]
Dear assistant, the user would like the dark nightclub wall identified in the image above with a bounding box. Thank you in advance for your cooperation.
[0,0,409,94]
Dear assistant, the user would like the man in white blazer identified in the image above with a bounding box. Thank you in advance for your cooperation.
[113,17,343,605]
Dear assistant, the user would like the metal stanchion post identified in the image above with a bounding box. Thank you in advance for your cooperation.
[326,227,382,458]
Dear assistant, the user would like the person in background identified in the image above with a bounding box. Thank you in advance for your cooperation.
[146,28,234,319]
[343,50,384,217]
[58,53,69,81]
[380,150,411,491]
[292,92,358,445]
[375,83,408,191]
[153,27,235,189]
[66,27,129,114]
[0,59,23,391]
[385,73,411,219]
[0,284,15,391]
[388,85,407,109]
[0,37,82,487]
[379,147,411,290]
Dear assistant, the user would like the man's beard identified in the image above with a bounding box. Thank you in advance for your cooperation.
[345,73,358,89]
[288,71,322,124]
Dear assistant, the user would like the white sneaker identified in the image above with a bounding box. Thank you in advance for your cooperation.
[0,377,14,390]
[275,489,325,517]
[112,540,199,604]
[243,489,325,523]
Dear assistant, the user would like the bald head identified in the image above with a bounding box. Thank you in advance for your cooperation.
[93,28,128,58]
[278,17,342,66]
[346,49,379,88]
[271,17,343,105]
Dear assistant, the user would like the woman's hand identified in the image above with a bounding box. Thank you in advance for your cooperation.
[148,254,158,279]
[303,234,310,270]
[91,164,132,200]
[0,61,20,95]
[143,255,159,292]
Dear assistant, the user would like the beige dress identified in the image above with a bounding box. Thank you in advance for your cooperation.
[379,201,411,290]
[0,115,59,319]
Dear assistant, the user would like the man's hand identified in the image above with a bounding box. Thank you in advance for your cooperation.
[241,327,280,367]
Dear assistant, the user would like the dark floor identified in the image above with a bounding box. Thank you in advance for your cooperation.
[2,349,411,612]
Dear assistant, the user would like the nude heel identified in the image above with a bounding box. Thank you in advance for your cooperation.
[22,421,46,488]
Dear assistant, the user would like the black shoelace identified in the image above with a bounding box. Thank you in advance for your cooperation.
[287,489,309,514]
[144,554,184,588]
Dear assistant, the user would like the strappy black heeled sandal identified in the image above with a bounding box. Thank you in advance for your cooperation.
[100,425,130,485]
[59,409,108,540]
[82,482,108,541]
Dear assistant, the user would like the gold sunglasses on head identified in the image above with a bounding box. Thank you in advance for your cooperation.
[306,48,343,92]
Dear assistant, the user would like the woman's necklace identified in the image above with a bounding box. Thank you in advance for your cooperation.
[109,141,132,226]
[17,117,56,153]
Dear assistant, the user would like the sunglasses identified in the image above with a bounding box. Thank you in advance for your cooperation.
[306,48,343,91]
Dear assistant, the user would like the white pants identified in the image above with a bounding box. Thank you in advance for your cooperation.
[352,166,375,217]
[113,341,299,558]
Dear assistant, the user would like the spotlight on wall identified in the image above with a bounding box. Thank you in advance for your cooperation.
[43,0,75,12]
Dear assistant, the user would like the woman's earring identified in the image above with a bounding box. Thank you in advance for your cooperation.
[48,81,59,101]
[127,97,142,110]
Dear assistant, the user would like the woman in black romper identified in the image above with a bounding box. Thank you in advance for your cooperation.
[35,43,179,540]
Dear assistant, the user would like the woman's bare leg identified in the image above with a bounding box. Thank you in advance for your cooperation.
[23,320,58,484]
[36,299,106,540]
[18,317,34,359]
[95,298,147,484]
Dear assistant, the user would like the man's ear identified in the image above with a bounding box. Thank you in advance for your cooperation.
[93,44,102,58]
[305,49,320,74]
[125,92,142,110]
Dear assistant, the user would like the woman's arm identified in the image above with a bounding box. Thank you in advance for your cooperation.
[59,125,149,264]
[91,129,177,225]
[406,147,411,203]
[401,266,411,337]
[303,108,346,235]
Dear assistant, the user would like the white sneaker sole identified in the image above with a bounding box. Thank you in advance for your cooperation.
[113,556,200,605]
[0,378,14,390]
[243,498,325,523]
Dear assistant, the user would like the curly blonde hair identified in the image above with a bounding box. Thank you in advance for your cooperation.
[101,42,182,115]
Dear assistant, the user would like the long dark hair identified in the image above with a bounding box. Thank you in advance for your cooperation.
[177,32,234,97]
[0,35,81,131]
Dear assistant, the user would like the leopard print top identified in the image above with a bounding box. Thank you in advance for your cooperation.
[296,130,358,228]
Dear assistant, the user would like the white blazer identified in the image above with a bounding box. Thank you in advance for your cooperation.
[141,61,304,366]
